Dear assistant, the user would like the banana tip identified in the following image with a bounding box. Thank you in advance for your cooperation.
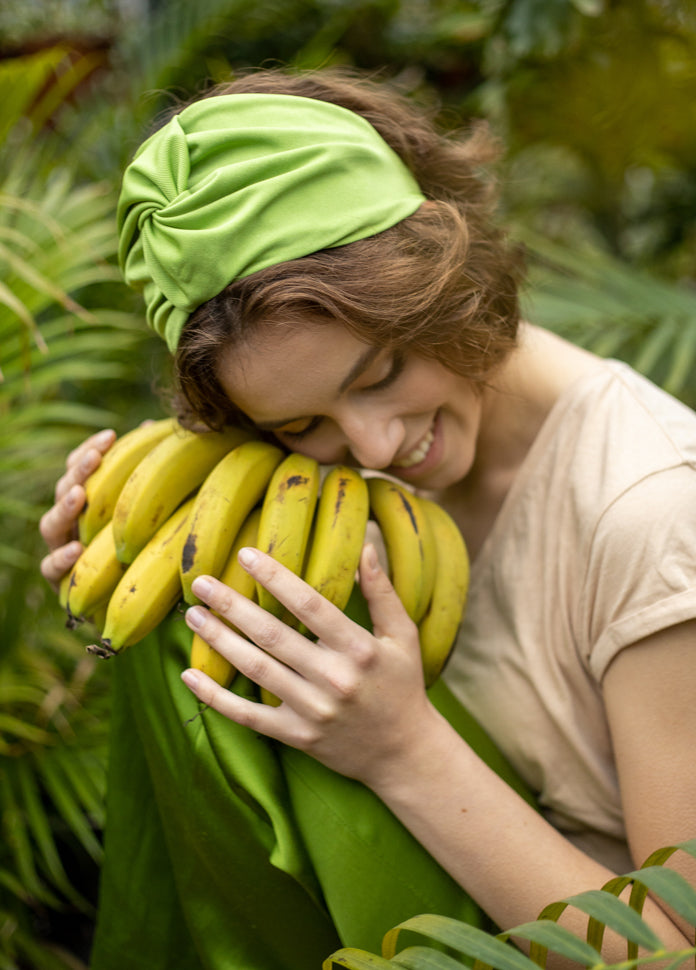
[86,641,116,659]
[65,611,82,630]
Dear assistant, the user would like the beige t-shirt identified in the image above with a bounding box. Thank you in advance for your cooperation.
[443,360,696,873]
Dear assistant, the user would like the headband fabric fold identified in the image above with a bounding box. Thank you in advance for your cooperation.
[117,93,426,350]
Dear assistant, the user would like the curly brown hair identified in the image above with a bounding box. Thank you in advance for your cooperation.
[167,67,524,431]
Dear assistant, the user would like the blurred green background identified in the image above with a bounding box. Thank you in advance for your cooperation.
[1,1,695,966]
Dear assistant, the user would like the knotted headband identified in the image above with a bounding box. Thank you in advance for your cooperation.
[117,93,426,351]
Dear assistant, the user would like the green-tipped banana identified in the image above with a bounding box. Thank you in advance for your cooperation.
[79,418,179,545]
[189,507,262,688]
[65,520,127,624]
[112,425,251,565]
[417,497,470,686]
[255,452,320,622]
[181,440,284,606]
[91,498,195,657]
[298,466,369,635]
[367,476,433,623]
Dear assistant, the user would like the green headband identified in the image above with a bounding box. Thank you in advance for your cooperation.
[117,93,426,351]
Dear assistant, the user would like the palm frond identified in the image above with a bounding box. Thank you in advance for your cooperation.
[324,841,696,970]
[517,228,696,406]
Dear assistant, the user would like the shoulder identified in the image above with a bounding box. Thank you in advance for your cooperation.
[530,360,696,677]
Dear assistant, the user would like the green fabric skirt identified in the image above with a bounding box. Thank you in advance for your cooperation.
[89,614,533,970]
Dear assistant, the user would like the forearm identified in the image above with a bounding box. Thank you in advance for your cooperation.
[366,703,692,962]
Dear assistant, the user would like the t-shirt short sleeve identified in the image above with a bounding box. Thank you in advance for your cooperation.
[584,463,696,682]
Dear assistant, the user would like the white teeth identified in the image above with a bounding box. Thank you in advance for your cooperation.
[392,427,434,469]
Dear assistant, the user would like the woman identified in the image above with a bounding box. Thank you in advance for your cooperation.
[40,68,696,969]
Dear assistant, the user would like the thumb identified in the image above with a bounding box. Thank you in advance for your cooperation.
[358,542,415,640]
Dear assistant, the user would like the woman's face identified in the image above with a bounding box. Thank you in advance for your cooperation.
[216,319,484,491]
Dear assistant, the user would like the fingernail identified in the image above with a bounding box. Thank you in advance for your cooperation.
[238,547,258,568]
[66,541,82,559]
[191,577,213,598]
[186,606,206,629]
[80,454,94,473]
[95,429,115,446]
[181,670,200,690]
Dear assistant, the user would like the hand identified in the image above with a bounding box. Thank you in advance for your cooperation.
[39,428,116,589]
[181,543,438,788]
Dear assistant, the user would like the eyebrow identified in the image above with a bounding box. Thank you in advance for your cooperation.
[252,345,382,432]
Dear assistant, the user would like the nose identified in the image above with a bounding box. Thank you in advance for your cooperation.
[337,408,404,470]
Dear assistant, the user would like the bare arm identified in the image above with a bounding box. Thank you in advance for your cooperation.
[181,548,695,961]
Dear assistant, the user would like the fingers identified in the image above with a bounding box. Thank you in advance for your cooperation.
[180,667,291,743]
[358,542,417,640]
[41,427,116,554]
[56,428,116,503]
[40,539,83,591]
[228,545,415,648]
[39,483,86,552]
[185,578,321,685]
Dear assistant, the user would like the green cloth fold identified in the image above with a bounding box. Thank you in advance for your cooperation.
[90,615,534,970]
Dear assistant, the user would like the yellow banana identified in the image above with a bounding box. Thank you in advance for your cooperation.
[366,476,433,623]
[189,507,262,688]
[181,440,284,606]
[298,466,369,635]
[79,418,179,545]
[58,571,71,611]
[112,425,251,564]
[65,520,127,624]
[417,497,470,687]
[90,497,195,657]
[255,452,320,622]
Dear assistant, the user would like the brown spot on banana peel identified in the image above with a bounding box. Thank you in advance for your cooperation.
[181,532,198,573]
[332,478,348,527]
[277,474,310,501]
[397,490,419,534]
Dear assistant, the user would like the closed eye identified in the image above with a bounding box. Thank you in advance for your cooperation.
[277,415,323,442]
[364,350,405,392]
[272,350,406,442]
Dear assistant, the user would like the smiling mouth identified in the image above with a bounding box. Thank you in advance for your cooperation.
[392,424,435,469]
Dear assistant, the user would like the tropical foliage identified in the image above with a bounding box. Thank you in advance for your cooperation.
[0,0,694,965]
[325,840,696,970]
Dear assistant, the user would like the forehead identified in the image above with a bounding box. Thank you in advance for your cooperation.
[216,320,374,422]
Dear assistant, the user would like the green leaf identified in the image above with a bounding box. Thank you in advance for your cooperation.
[37,748,103,864]
[624,866,696,928]
[555,888,664,952]
[14,759,81,905]
[393,946,469,969]
[383,915,538,970]
[500,919,601,966]
[324,950,396,969]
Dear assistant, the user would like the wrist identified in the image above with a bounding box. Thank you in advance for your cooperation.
[362,699,468,803]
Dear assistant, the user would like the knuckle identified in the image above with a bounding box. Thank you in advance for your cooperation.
[232,702,257,730]
[296,589,321,617]
[326,670,360,702]
[254,619,282,650]
[213,589,236,616]
[297,722,325,750]
[351,637,379,671]
[244,652,270,684]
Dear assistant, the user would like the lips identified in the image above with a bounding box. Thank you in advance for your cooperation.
[392,424,435,469]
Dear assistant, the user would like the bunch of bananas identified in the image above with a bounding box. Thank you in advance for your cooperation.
[60,419,470,690]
